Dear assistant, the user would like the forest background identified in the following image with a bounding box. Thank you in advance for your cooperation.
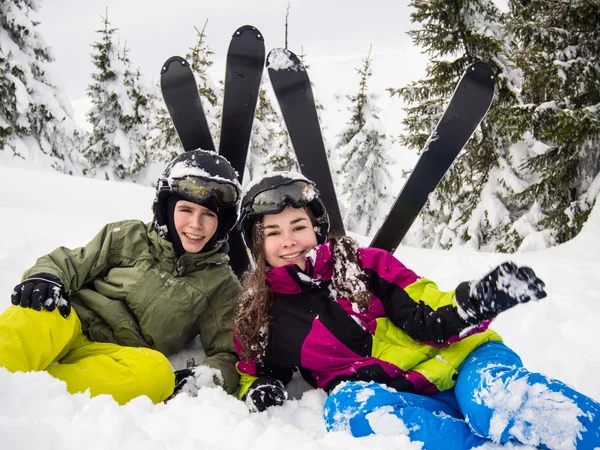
[1,0,599,253]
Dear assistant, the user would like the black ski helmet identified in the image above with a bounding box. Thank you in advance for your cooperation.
[153,150,242,250]
[239,172,330,251]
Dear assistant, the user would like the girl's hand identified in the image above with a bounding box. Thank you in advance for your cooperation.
[456,262,547,323]
[244,376,288,412]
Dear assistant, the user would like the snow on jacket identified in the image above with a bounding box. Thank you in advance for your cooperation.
[22,220,241,394]
[235,240,502,398]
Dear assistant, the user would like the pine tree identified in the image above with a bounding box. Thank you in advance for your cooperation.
[84,13,152,180]
[261,111,298,175]
[0,0,85,173]
[246,81,275,182]
[255,79,297,177]
[145,101,182,164]
[338,46,394,236]
[506,0,600,246]
[185,19,220,147]
[393,0,525,251]
[262,127,297,174]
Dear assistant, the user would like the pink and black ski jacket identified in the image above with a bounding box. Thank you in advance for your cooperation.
[235,240,502,399]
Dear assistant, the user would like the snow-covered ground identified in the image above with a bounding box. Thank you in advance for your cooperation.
[1,163,599,449]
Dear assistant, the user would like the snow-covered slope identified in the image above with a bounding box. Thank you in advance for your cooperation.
[0,164,598,449]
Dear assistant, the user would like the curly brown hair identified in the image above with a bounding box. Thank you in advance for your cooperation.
[233,210,372,362]
[234,220,273,362]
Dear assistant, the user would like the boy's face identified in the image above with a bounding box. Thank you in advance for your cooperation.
[173,200,218,253]
[262,205,318,271]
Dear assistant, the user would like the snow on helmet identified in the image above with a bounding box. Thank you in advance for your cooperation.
[153,150,242,247]
[239,172,330,251]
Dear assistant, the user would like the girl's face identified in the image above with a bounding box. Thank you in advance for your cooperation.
[173,200,218,253]
[262,205,318,271]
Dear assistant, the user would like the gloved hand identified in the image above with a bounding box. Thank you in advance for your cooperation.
[244,376,288,412]
[172,365,223,397]
[456,262,547,323]
[11,273,71,318]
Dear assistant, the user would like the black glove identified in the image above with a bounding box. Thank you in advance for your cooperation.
[456,262,547,323]
[244,376,288,412]
[11,273,71,318]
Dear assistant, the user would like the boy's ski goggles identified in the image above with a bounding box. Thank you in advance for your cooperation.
[169,176,239,207]
[246,180,317,216]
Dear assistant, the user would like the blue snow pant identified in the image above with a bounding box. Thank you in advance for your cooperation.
[324,342,600,449]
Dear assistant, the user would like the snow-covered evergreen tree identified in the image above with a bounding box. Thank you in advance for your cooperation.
[256,81,297,177]
[246,80,275,182]
[84,13,154,180]
[505,0,600,248]
[0,0,85,173]
[185,20,220,147]
[145,102,181,164]
[394,0,526,251]
[261,122,297,175]
[338,47,394,237]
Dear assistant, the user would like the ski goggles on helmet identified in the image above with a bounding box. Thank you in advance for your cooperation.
[245,180,317,216]
[168,176,239,207]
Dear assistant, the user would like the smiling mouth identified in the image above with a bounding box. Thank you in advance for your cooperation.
[280,251,303,260]
[184,232,205,241]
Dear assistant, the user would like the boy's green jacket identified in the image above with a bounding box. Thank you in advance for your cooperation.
[23,220,241,393]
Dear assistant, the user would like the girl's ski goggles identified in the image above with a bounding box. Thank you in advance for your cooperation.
[170,176,239,207]
[246,180,317,216]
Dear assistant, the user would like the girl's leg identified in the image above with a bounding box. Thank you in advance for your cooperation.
[456,341,600,450]
[47,332,175,405]
[0,306,80,372]
[324,381,488,450]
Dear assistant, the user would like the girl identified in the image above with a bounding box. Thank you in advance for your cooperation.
[2,150,242,405]
[233,172,600,449]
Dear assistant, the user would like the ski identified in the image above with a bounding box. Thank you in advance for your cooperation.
[267,48,345,236]
[160,55,215,151]
[219,25,265,183]
[369,61,496,253]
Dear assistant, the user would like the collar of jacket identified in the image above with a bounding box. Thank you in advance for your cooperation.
[266,240,334,294]
[146,222,229,275]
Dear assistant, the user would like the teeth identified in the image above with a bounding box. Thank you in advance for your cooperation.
[184,233,203,240]
[281,252,302,259]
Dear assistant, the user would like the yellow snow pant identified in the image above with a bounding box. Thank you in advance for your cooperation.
[0,306,175,404]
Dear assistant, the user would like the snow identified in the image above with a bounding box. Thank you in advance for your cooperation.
[1,161,599,449]
[476,365,586,449]
[267,48,301,71]
[166,156,242,191]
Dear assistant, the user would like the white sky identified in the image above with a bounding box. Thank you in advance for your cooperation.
[37,0,419,101]
[1,156,599,449]
[34,0,510,160]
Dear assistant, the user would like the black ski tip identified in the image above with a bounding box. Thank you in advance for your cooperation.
[232,24,264,41]
[161,56,189,75]
[465,61,495,88]
[266,48,304,72]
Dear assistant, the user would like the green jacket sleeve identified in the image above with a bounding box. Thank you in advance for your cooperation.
[197,272,242,395]
[22,222,125,292]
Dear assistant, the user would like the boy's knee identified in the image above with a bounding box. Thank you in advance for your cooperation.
[0,306,81,372]
[130,348,175,404]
